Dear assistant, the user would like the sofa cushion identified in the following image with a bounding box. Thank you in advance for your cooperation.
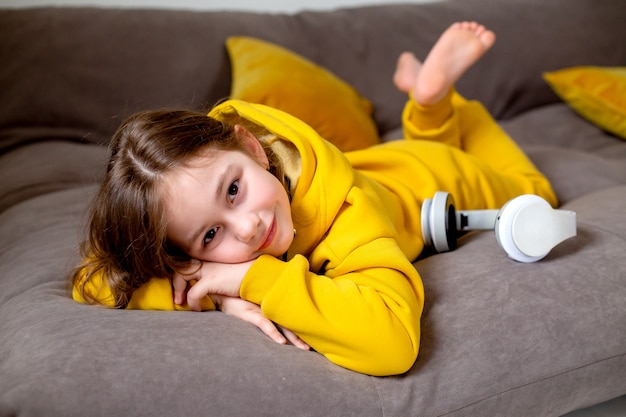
[544,66,626,140]
[1,176,624,417]
[226,36,380,152]
[373,186,626,416]
[0,142,107,213]
[499,104,626,204]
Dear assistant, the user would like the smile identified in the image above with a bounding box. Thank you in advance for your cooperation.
[259,217,276,251]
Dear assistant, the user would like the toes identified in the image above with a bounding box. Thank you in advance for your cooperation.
[479,30,496,48]
[393,52,421,93]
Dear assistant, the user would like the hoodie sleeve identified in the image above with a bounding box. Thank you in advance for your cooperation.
[240,238,422,376]
[240,184,424,376]
[72,266,216,311]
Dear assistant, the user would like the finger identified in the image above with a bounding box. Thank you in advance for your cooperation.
[217,297,287,345]
[263,326,288,345]
[186,276,218,312]
[248,314,287,345]
[171,273,189,305]
[278,325,311,351]
[178,258,202,275]
[209,293,225,310]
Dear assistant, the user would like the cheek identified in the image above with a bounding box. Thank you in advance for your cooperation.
[272,179,292,216]
[257,172,288,204]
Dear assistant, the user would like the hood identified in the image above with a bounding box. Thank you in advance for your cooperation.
[209,100,355,258]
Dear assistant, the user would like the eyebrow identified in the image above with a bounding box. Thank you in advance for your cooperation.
[184,164,231,253]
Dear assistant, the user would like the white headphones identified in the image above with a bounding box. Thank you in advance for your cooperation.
[421,191,577,262]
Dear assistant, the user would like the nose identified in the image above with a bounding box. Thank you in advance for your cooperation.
[232,211,260,243]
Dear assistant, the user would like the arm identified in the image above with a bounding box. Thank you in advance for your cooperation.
[241,238,424,376]
[74,262,308,349]
[173,237,423,376]
[71,265,216,311]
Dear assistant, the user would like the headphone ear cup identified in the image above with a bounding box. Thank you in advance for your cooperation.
[423,191,457,253]
[424,191,576,262]
[421,197,434,248]
[494,195,553,263]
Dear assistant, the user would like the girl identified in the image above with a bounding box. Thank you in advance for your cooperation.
[72,22,557,376]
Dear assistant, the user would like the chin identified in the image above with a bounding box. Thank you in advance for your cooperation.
[270,238,293,258]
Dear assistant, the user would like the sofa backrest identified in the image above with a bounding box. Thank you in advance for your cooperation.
[1,0,625,152]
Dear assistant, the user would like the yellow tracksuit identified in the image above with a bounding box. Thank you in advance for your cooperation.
[74,90,556,376]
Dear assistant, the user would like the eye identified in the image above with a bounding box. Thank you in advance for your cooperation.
[203,227,218,246]
[227,180,239,202]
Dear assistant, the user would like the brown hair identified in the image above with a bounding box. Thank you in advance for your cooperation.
[72,108,285,308]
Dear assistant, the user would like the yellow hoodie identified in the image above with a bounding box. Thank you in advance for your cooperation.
[74,91,556,376]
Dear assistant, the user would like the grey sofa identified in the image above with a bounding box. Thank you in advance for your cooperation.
[1,0,625,416]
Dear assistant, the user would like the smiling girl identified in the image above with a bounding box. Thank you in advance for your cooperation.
[71,22,556,375]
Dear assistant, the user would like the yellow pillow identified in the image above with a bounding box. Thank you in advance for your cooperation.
[543,66,626,140]
[226,36,380,152]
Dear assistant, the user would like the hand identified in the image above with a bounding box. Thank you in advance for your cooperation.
[173,259,254,311]
[212,295,311,351]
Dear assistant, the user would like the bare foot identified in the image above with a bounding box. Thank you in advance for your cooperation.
[393,52,422,94]
[394,22,496,106]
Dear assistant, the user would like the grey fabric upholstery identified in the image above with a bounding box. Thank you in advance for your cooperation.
[1,0,625,416]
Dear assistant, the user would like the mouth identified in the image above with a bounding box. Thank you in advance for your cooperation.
[258,217,276,251]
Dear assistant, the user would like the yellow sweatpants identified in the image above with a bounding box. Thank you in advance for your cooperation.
[400,89,558,209]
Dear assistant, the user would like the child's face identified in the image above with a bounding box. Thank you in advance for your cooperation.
[161,135,294,264]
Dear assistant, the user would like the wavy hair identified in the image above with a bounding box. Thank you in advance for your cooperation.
[71,108,284,308]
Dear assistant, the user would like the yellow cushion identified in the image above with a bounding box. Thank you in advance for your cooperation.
[226,36,380,152]
[543,66,626,140]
